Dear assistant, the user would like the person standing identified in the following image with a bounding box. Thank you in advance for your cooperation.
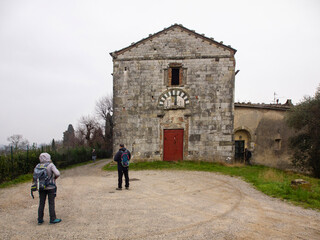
[92,148,97,162]
[114,144,131,190]
[36,152,61,225]
[245,148,252,165]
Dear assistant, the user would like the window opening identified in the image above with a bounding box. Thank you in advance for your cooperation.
[171,68,180,85]
[275,139,281,150]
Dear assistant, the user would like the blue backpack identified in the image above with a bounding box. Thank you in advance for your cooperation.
[121,150,130,167]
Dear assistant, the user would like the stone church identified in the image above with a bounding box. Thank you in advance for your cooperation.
[111,24,237,162]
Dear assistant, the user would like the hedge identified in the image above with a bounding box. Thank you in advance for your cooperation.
[0,147,111,184]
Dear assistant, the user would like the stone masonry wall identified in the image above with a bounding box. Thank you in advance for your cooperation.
[112,25,236,161]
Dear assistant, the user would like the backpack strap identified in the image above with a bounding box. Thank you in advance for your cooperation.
[45,163,56,185]
[37,162,50,168]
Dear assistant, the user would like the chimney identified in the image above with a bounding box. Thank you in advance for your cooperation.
[285,99,293,106]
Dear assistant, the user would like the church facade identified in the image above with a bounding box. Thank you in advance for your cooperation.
[111,24,237,162]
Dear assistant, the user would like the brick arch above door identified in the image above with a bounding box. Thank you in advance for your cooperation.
[158,88,190,109]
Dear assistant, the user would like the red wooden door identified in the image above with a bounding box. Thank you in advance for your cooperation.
[163,129,184,161]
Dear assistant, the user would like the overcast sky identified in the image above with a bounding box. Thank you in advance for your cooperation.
[0,0,319,145]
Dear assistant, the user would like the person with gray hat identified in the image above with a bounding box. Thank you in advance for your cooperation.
[36,152,61,225]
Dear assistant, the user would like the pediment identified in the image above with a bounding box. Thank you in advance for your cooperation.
[110,24,236,60]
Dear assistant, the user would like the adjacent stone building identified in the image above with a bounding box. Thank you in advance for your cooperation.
[111,24,237,162]
[234,100,294,169]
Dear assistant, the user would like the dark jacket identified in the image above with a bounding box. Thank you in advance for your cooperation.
[245,149,252,160]
[114,147,131,166]
[92,150,97,157]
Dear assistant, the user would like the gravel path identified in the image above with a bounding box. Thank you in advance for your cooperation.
[0,159,320,240]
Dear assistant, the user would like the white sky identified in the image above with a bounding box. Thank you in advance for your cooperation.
[0,0,319,145]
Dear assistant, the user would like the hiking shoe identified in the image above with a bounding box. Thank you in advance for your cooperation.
[38,220,44,225]
[50,219,62,224]
[116,188,122,190]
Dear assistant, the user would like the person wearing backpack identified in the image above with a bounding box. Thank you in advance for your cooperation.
[35,152,61,225]
[114,144,131,190]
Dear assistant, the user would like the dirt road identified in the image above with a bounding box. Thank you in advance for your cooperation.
[0,159,319,240]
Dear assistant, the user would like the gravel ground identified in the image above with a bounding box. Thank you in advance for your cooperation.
[0,159,320,240]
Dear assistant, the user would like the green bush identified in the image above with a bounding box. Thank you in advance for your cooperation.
[0,146,111,184]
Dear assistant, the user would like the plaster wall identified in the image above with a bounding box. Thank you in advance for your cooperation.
[234,106,294,169]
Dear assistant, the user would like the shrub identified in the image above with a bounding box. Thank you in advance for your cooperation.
[0,146,111,184]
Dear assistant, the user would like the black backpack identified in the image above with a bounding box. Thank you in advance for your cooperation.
[31,163,52,198]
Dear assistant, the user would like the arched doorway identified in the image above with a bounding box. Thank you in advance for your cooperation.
[234,129,251,162]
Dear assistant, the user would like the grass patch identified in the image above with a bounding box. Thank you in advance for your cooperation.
[103,161,320,210]
[259,168,285,182]
[0,174,33,188]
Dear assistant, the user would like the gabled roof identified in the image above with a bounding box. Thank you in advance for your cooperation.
[110,24,237,58]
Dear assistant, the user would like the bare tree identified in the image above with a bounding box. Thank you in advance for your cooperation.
[78,115,98,146]
[75,128,86,146]
[91,127,105,148]
[95,95,113,150]
[95,94,113,120]
[74,95,113,148]
[7,134,29,150]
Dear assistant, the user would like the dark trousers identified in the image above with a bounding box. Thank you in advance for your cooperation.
[38,188,56,221]
[118,165,129,188]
